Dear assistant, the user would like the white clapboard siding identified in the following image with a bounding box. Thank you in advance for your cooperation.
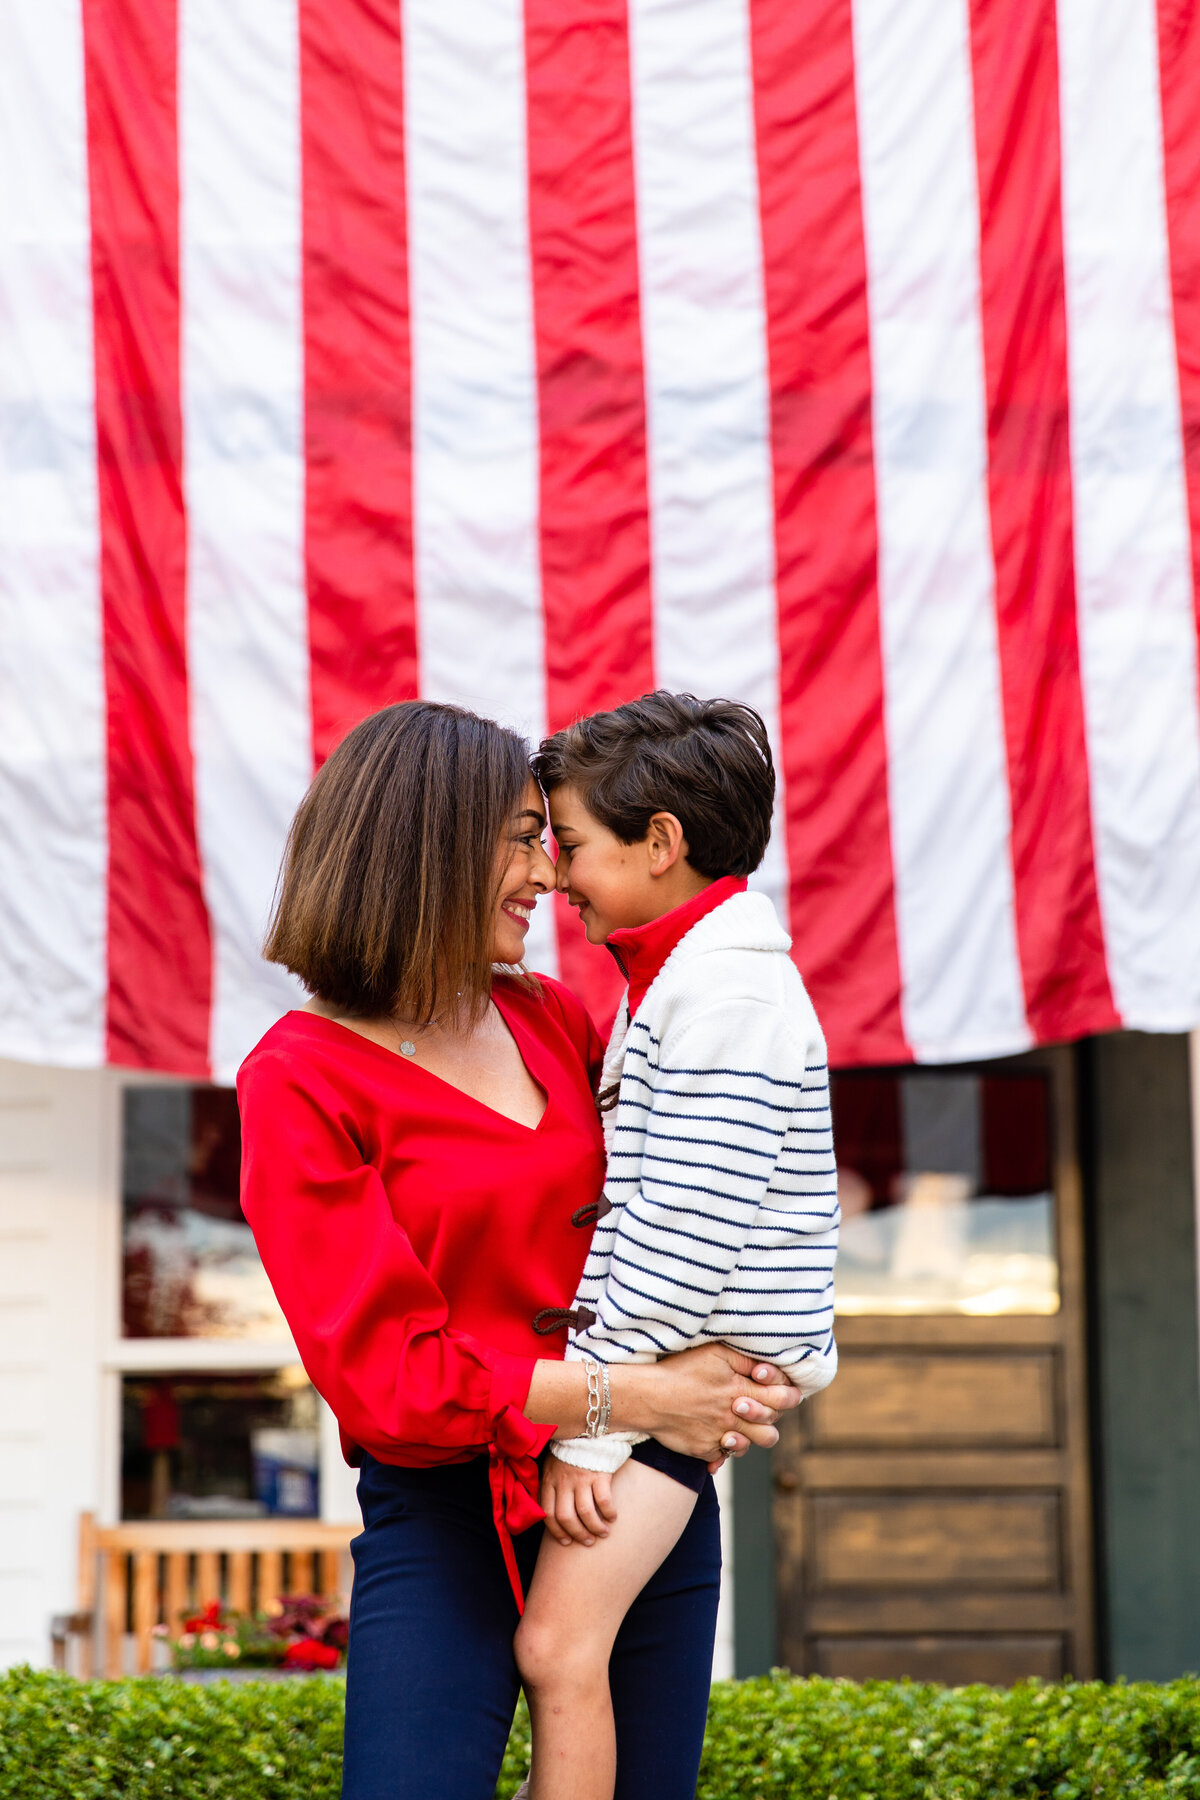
[0,1061,111,1671]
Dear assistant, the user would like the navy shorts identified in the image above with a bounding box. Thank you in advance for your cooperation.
[629,1436,710,1493]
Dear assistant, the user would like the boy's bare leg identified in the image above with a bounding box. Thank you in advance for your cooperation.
[514,1461,698,1800]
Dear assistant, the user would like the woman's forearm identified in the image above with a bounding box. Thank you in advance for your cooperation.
[523,1358,657,1438]
[523,1359,587,1434]
[523,1347,796,1455]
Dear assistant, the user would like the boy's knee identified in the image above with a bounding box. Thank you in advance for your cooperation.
[514,1615,600,1693]
[514,1615,556,1689]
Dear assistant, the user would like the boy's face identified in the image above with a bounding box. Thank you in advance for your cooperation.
[548,785,665,944]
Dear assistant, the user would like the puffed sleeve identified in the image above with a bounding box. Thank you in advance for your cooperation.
[236,1049,541,1463]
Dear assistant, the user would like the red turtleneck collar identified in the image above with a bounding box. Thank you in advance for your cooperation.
[607,874,748,1017]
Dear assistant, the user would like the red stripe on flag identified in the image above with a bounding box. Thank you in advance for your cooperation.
[525,0,655,1030]
[968,0,1118,1041]
[1158,0,1200,651]
[748,0,908,1067]
[83,0,213,1074]
[300,0,417,768]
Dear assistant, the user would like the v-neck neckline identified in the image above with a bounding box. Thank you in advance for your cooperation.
[290,986,551,1133]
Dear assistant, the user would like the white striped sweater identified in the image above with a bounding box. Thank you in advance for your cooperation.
[553,890,839,1474]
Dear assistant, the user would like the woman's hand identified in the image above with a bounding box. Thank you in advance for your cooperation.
[613,1344,801,1462]
[705,1362,792,1470]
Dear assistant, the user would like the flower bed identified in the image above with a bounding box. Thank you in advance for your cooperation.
[2,1667,1200,1798]
[166,1595,348,1673]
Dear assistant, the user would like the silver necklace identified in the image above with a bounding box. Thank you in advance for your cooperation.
[393,993,465,1059]
[394,1019,428,1059]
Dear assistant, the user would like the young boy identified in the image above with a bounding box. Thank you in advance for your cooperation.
[516,692,838,1800]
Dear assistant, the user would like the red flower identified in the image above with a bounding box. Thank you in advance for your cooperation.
[283,1637,340,1670]
[181,1601,225,1634]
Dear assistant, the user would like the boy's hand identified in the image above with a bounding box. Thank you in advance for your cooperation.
[540,1457,618,1548]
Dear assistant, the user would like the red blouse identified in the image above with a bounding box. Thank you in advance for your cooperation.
[237,974,607,1604]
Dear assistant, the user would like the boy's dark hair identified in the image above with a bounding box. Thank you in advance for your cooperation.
[532,692,774,878]
[265,700,531,1023]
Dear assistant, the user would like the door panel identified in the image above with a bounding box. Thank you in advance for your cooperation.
[810,1351,1058,1447]
[813,1635,1065,1683]
[811,1492,1061,1588]
[804,1590,1074,1631]
[775,1050,1094,1681]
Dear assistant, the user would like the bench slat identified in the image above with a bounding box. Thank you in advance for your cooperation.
[319,1548,342,1599]
[290,1550,314,1595]
[133,1551,157,1673]
[228,1550,252,1614]
[259,1548,283,1614]
[103,1551,125,1678]
[88,1520,356,1553]
[165,1551,190,1634]
[196,1550,220,1608]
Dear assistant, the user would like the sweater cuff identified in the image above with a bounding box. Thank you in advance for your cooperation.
[550,1433,643,1473]
[773,1340,838,1397]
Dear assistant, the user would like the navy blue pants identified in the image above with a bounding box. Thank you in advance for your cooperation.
[342,1452,721,1800]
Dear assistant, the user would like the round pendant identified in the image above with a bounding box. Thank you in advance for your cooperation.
[399,1040,417,1058]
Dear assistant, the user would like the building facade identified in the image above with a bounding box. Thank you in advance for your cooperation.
[4,1032,1197,1682]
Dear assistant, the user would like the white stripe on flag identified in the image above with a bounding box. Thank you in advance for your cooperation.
[1057,0,1200,1028]
[627,0,789,926]
[403,0,556,976]
[852,0,1030,1061]
[180,0,311,1080]
[0,1,105,1066]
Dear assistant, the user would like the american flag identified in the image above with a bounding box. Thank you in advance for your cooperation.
[2,0,1198,1081]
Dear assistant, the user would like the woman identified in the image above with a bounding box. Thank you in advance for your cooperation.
[237,701,799,1800]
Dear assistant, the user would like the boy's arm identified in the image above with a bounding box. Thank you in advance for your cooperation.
[572,998,830,1365]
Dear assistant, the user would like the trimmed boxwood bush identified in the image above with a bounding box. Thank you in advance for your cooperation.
[2,1666,1200,1798]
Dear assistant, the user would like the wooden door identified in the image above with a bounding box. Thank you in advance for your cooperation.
[774,1049,1094,1683]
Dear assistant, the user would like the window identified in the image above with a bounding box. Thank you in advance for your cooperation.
[831,1070,1059,1315]
[122,1086,286,1339]
[120,1370,319,1520]
[112,1082,352,1524]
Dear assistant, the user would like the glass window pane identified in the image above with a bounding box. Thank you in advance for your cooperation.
[121,1370,320,1520]
[832,1070,1059,1315]
[122,1086,287,1339]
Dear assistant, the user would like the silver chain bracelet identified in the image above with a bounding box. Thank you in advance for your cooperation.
[583,1358,611,1438]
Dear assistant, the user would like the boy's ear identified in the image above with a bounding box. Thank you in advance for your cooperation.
[646,811,688,875]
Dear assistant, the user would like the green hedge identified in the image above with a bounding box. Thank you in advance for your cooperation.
[3,1666,1200,1798]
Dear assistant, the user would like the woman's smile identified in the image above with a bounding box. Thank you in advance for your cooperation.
[493,779,554,958]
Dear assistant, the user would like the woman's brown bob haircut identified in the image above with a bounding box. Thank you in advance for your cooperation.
[265,701,532,1023]
[532,691,774,878]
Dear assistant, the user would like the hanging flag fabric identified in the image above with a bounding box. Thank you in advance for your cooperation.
[2,0,1199,1080]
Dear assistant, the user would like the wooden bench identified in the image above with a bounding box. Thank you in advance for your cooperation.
[51,1512,357,1678]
